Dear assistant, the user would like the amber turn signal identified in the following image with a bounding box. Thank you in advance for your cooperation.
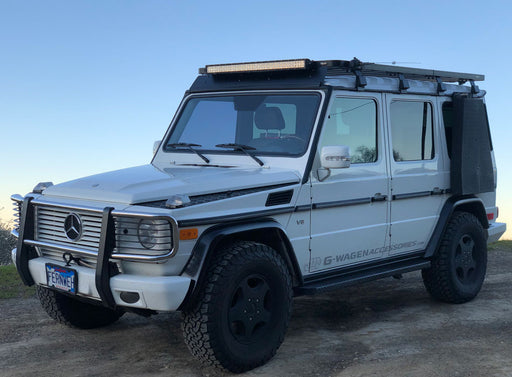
[179,228,198,240]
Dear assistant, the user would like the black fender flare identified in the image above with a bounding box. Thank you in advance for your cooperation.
[424,195,489,258]
[179,219,302,308]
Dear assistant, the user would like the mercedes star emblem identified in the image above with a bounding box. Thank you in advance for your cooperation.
[64,213,82,242]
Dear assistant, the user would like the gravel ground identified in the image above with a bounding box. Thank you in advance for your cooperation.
[1,247,511,377]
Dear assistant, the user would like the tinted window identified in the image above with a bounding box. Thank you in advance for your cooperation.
[176,98,238,147]
[165,94,321,156]
[319,97,377,163]
[390,101,434,161]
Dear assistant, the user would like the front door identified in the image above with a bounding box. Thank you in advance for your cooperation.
[309,92,390,273]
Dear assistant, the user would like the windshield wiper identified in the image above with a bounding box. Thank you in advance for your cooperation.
[167,143,210,164]
[215,143,264,166]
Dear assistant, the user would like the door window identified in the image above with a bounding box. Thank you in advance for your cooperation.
[390,101,434,161]
[319,97,377,163]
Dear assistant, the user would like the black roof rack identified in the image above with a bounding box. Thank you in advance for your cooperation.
[199,58,484,84]
[319,58,484,83]
[191,58,484,94]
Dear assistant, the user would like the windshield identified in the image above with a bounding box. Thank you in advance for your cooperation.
[164,93,321,157]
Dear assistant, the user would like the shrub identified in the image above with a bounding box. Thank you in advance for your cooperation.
[0,222,16,265]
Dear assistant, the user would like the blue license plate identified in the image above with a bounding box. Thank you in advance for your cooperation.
[45,264,77,294]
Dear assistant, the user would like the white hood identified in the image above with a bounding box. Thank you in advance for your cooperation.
[42,164,301,204]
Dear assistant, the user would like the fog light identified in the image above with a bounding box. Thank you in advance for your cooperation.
[120,291,140,304]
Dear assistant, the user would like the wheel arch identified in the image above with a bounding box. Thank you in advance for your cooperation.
[424,195,489,258]
[179,219,302,309]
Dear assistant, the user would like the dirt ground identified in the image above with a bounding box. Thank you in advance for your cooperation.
[1,247,511,377]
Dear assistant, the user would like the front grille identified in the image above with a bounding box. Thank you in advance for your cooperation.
[24,202,175,264]
[35,206,102,266]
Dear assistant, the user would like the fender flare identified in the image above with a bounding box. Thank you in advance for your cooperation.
[424,195,489,258]
[179,219,302,307]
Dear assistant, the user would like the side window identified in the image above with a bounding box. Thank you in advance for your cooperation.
[319,97,377,163]
[390,101,434,162]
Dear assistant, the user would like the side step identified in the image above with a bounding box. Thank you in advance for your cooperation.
[296,257,431,295]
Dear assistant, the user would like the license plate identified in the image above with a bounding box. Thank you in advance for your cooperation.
[46,264,77,294]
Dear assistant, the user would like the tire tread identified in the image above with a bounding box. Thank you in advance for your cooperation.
[37,286,124,329]
[422,211,487,304]
[182,241,292,373]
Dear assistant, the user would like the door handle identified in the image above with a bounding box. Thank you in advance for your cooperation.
[372,193,387,202]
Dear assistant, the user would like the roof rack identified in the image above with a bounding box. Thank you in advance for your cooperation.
[319,58,484,83]
[193,58,484,94]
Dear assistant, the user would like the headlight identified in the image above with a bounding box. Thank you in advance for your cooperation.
[114,216,173,257]
[138,219,158,249]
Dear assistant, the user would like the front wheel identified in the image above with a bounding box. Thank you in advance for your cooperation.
[182,241,293,373]
[422,212,487,304]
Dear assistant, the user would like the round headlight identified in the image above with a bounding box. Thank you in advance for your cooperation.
[137,219,157,249]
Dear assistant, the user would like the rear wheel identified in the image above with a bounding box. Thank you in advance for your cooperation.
[37,286,124,329]
[422,212,487,304]
[182,241,293,373]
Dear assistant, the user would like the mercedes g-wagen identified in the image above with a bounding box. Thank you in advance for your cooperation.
[11,58,506,372]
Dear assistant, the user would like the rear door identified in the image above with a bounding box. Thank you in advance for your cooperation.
[384,94,448,256]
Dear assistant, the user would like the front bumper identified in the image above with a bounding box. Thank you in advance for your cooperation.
[20,252,191,311]
[488,222,507,244]
[13,196,186,311]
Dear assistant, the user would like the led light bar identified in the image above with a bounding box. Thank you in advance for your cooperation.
[200,59,311,74]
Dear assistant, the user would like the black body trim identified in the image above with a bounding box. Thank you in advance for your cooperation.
[177,193,380,227]
[96,207,117,309]
[423,195,488,258]
[16,197,36,286]
[392,191,432,200]
[294,204,311,212]
[297,253,429,295]
[303,251,424,284]
[177,206,295,227]
[180,220,302,307]
[313,197,372,210]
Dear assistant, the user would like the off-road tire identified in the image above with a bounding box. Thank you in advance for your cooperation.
[37,286,124,329]
[182,241,293,373]
[422,211,487,304]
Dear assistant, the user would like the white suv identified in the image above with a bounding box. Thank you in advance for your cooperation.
[11,58,506,373]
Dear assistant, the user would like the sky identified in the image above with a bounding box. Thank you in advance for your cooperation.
[0,0,511,238]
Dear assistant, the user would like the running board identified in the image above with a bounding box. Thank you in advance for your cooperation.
[296,258,431,295]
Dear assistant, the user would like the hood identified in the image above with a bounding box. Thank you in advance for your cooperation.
[42,164,301,204]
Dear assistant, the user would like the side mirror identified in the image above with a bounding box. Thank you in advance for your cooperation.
[320,146,351,169]
[153,140,161,155]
